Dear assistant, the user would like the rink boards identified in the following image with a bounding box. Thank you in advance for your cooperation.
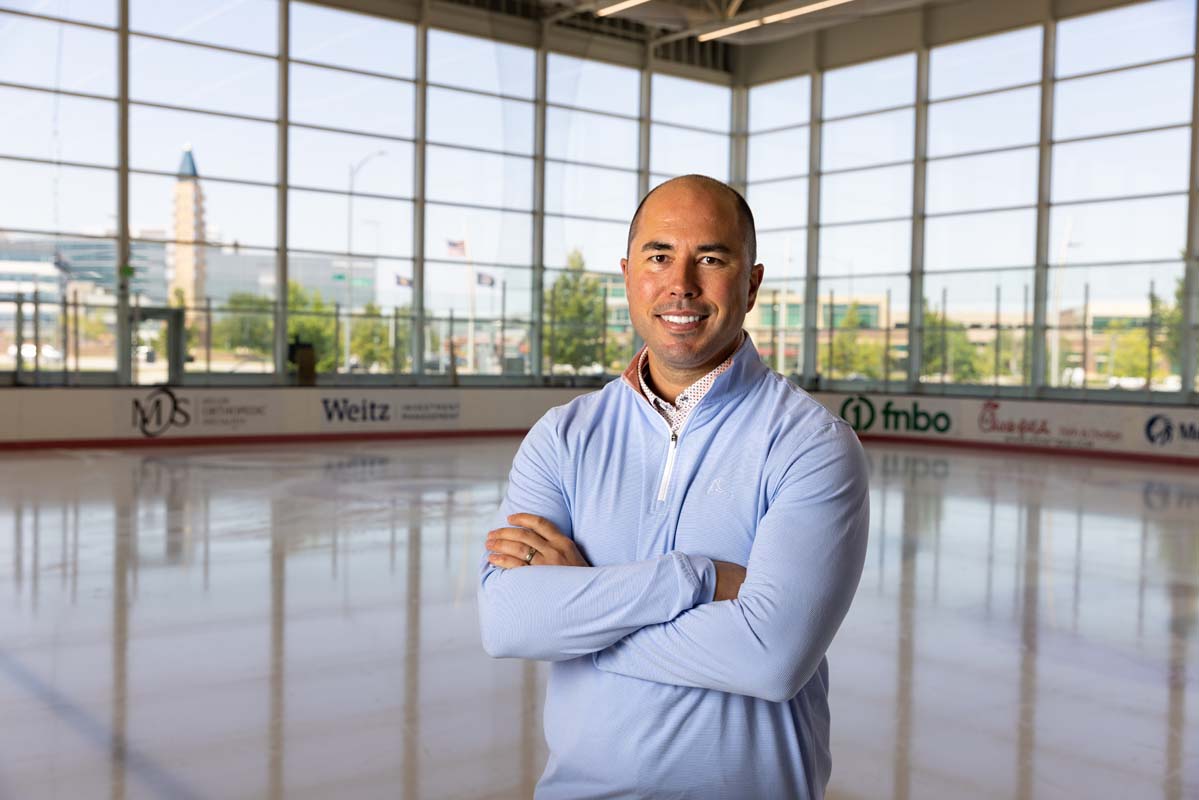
[0,385,1197,463]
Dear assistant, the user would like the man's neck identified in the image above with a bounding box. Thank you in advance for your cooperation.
[644,333,742,404]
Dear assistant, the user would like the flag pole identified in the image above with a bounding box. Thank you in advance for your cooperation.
[464,221,476,374]
[499,278,507,374]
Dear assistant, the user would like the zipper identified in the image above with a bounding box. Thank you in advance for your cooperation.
[656,431,678,503]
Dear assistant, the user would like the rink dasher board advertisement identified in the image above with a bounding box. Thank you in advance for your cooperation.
[816,393,1199,462]
[0,387,1196,463]
[0,387,588,445]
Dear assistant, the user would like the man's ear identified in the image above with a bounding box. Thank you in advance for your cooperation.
[620,258,629,279]
[745,263,765,312]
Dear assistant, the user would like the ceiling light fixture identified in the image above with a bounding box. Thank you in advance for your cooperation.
[761,0,857,26]
[697,18,763,41]
[596,0,653,17]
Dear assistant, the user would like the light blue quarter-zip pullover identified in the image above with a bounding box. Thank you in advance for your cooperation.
[477,333,870,799]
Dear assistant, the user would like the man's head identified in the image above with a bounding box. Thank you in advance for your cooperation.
[620,175,764,381]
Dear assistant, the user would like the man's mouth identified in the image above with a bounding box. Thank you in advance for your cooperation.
[656,312,710,331]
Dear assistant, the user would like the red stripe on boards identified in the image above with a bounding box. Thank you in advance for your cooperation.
[0,428,531,451]
[1,427,1196,467]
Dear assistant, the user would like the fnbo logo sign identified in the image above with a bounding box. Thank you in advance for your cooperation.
[838,395,951,435]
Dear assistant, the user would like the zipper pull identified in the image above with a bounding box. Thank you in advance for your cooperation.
[670,432,678,444]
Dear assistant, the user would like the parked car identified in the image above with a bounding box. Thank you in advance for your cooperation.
[6,343,63,362]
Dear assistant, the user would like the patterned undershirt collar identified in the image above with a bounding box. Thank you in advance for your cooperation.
[637,332,744,435]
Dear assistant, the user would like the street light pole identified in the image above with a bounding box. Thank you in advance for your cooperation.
[345,149,387,372]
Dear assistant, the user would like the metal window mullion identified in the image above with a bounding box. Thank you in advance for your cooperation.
[291,57,416,86]
[731,85,747,193]
[127,97,277,125]
[0,7,115,32]
[1031,21,1057,396]
[532,24,548,380]
[1182,30,1199,396]
[1055,53,1194,86]
[274,0,289,383]
[116,0,131,386]
[0,154,116,172]
[629,42,653,360]
[638,44,652,199]
[412,4,428,378]
[907,46,929,391]
[546,99,639,124]
[929,79,1042,107]
[0,80,114,103]
[127,28,277,61]
[801,70,822,388]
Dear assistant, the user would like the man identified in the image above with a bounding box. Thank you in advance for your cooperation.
[477,174,869,799]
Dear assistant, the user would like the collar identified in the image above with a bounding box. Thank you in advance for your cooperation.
[621,330,764,407]
[635,331,741,411]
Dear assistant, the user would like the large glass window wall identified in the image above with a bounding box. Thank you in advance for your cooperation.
[0,1,736,384]
[744,0,1198,399]
[816,53,916,386]
[1046,0,1195,393]
[747,75,809,376]
[922,26,1042,389]
[2,0,1196,400]
[544,53,640,377]
[1,5,120,379]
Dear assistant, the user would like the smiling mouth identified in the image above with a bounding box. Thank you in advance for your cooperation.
[655,312,710,331]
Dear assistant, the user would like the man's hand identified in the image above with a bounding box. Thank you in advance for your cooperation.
[486,513,590,569]
[712,560,747,601]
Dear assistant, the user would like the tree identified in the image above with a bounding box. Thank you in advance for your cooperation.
[545,249,604,372]
[350,302,402,372]
[982,325,1026,384]
[211,292,273,355]
[1106,320,1169,384]
[828,303,885,380]
[286,281,337,373]
[921,303,988,382]
[78,308,112,345]
[1160,276,1185,374]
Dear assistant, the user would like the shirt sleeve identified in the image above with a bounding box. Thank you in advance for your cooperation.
[591,421,870,702]
[477,407,718,662]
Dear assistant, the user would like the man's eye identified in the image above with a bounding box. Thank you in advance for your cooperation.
[700,256,723,265]
[650,254,669,263]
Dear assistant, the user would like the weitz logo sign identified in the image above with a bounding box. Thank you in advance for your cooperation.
[838,395,951,435]
[132,387,191,437]
[321,397,392,423]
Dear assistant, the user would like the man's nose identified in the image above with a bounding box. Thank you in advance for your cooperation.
[667,259,700,298]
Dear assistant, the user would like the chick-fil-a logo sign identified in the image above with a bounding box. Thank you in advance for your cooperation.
[977,401,1050,438]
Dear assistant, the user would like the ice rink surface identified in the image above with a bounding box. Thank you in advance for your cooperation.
[1,437,1196,799]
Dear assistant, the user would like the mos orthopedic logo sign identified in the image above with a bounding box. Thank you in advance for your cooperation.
[132,387,191,437]
[839,396,951,435]
[1145,414,1198,447]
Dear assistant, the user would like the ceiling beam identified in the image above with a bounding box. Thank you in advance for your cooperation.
[654,0,865,45]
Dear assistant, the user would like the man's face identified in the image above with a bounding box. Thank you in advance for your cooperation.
[621,181,764,374]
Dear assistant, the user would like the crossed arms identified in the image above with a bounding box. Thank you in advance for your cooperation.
[476,411,870,703]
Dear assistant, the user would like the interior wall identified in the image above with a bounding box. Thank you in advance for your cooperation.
[734,0,1150,85]
[299,0,731,83]
[294,0,1153,88]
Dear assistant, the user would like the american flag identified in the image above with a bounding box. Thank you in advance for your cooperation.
[446,239,467,257]
[476,272,495,287]
[395,274,413,287]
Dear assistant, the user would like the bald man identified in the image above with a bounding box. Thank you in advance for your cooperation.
[478,175,869,799]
